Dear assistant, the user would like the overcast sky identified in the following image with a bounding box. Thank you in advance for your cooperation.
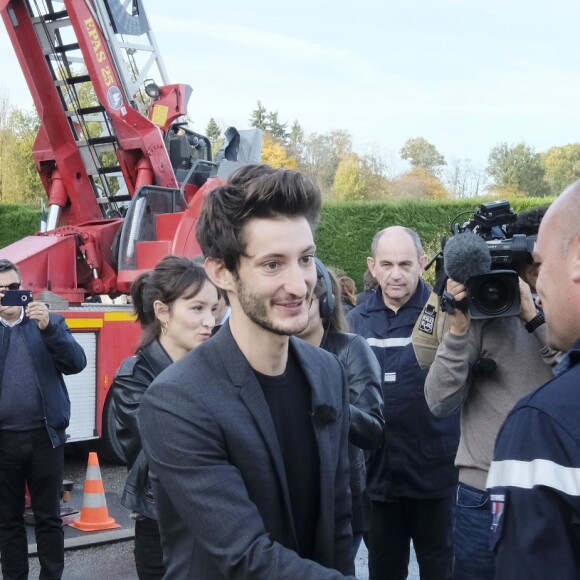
[1,0,579,170]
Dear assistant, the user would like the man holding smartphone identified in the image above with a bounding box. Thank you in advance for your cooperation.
[0,259,86,580]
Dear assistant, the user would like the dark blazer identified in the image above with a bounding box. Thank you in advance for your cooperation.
[139,322,356,579]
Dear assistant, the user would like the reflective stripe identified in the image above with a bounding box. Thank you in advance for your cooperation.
[366,337,412,348]
[85,465,102,480]
[384,372,397,383]
[487,458,580,497]
[81,493,107,508]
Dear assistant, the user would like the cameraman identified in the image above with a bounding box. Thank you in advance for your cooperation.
[423,207,559,580]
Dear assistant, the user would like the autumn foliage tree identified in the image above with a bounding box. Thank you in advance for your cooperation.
[542,144,580,196]
[390,167,448,200]
[400,137,446,175]
[260,133,298,170]
[0,96,42,205]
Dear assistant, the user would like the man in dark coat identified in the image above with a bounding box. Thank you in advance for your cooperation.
[348,226,459,580]
[140,167,355,579]
[0,259,87,580]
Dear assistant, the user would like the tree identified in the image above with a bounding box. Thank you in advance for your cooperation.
[542,144,580,196]
[400,137,446,175]
[444,158,487,198]
[0,96,43,205]
[300,130,352,195]
[391,167,449,200]
[249,101,268,131]
[486,142,549,197]
[266,110,288,143]
[287,120,304,161]
[205,118,224,159]
[260,133,298,170]
[333,154,366,200]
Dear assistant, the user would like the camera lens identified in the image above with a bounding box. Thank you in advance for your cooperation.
[472,277,515,316]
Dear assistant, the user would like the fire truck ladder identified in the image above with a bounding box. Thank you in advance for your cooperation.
[28,0,172,225]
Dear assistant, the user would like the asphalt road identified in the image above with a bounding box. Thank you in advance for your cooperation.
[24,444,419,579]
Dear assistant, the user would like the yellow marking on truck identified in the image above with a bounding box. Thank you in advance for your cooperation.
[65,318,104,329]
[104,312,136,322]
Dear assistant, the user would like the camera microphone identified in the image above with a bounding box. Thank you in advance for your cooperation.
[443,233,492,284]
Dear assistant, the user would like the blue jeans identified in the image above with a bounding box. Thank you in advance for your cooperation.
[453,482,495,580]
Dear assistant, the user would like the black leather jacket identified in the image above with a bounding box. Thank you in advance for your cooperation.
[111,339,173,520]
[322,331,384,533]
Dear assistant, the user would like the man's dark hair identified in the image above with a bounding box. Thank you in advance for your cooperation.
[0,259,20,277]
[196,167,321,272]
[506,205,549,237]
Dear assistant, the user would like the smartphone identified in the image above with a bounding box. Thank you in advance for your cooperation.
[1,289,34,306]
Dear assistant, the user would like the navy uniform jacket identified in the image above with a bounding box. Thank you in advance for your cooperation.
[347,281,459,500]
[487,340,580,580]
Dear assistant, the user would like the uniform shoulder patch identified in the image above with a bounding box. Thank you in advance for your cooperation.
[489,487,509,552]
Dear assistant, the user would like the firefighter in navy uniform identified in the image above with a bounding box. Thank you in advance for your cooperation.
[487,182,580,580]
[348,226,459,580]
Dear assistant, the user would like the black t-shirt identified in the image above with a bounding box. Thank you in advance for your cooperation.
[254,348,321,559]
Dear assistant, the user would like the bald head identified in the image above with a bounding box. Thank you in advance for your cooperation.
[368,226,427,312]
[371,226,424,260]
[544,180,580,254]
[534,179,580,351]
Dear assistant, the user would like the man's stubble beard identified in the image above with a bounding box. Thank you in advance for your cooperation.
[234,277,309,337]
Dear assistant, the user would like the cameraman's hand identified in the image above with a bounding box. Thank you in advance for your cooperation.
[26,301,50,331]
[518,277,538,322]
[446,279,471,336]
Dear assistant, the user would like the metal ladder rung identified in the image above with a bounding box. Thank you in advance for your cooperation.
[38,10,69,22]
[52,42,80,54]
[65,106,106,117]
[87,136,118,146]
[56,75,91,85]
[78,141,117,158]
[96,166,123,175]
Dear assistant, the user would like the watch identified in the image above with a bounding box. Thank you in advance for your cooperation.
[524,311,545,333]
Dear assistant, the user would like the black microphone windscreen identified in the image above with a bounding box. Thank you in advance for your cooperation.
[472,357,497,376]
[443,233,492,284]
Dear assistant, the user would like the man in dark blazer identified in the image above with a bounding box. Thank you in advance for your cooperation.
[139,166,356,579]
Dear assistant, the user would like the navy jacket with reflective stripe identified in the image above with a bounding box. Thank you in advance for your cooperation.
[347,281,459,500]
[488,341,580,580]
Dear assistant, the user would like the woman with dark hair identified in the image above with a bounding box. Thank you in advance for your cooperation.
[297,259,384,555]
[111,255,218,579]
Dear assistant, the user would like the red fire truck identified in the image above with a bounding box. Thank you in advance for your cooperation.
[0,0,261,461]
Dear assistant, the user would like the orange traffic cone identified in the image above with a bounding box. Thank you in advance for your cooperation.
[70,451,121,532]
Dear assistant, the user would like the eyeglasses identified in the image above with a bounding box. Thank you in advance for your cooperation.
[0,283,21,291]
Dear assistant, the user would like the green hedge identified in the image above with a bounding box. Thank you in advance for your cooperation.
[0,205,41,249]
[0,198,552,291]
[316,197,553,290]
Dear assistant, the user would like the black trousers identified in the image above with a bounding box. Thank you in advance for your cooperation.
[0,428,64,580]
[368,495,454,580]
[134,516,166,580]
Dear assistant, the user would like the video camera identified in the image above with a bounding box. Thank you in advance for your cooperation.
[437,200,536,319]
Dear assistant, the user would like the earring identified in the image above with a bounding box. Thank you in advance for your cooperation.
[161,321,169,336]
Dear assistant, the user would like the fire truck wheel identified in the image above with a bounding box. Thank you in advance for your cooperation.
[97,395,126,465]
